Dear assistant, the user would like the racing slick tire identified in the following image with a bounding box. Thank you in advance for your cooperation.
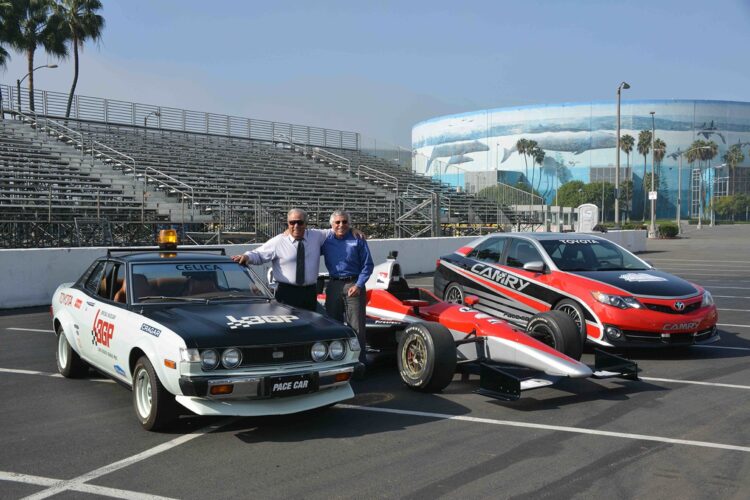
[56,325,89,378]
[553,299,588,344]
[133,356,178,431]
[526,311,583,361]
[397,322,456,393]
[443,282,465,304]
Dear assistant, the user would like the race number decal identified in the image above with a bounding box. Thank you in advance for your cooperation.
[91,310,115,347]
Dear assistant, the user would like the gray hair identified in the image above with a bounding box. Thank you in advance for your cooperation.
[330,210,352,226]
[287,208,308,223]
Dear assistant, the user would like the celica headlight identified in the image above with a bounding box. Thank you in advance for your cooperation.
[180,348,200,362]
[701,290,714,307]
[348,337,361,352]
[311,342,328,362]
[221,348,242,369]
[328,340,346,361]
[592,291,643,309]
[200,349,219,370]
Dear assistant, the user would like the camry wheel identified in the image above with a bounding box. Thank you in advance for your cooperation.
[554,299,587,342]
[397,322,456,392]
[444,283,465,304]
[527,311,583,361]
[133,356,177,431]
[56,326,88,378]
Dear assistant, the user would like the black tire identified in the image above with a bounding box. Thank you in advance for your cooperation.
[132,356,178,431]
[443,282,465,304]
[553,299,587,343]
[526,311,583,361]
[397,322,457,392]
[56,325,88,378]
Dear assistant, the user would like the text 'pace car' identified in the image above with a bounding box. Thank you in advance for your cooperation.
[434,233,718,348]
[51,230,361,431]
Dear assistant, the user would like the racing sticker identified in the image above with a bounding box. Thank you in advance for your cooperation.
[226,315,299,329]
[176,264,220,271]
[114,365,126,377]
[91,310,116,359]
[470,263,531,292]
[140,323,162,337]
[59,292,73,306]
[618,273,668,283]
[559,239,600,245]
[74,298,82,309]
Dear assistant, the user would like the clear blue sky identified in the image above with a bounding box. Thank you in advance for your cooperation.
[2,0,749,146]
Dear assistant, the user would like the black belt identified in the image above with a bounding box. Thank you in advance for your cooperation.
[330,275,359,282]
[277,282,316,288]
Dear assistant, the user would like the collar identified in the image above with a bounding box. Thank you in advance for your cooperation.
[285,230,307,243]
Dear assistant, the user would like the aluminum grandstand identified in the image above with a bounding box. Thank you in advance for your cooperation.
[0,84,534,248]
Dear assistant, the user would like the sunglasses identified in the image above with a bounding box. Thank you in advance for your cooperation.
[288,220,306,226]
[333,220,349,225]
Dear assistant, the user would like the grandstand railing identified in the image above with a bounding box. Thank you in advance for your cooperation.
[1,83,359,150]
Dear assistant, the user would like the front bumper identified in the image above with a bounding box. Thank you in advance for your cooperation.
[605,325,719,347]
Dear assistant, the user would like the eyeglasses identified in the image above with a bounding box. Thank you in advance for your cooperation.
[333,220,349,225]
[287,220,306,226]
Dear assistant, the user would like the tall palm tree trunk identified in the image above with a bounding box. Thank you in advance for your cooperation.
[66,36,79,119]
[27,50,35,112]
[641,156,647,221]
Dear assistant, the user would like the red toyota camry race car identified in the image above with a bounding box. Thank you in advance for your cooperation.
[321,252,638,400]
[434,233,719,348]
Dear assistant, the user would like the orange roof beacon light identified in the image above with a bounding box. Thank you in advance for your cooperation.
[158,229,179,250]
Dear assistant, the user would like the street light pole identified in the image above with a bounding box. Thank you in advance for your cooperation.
[16,64,58,112]
[677,153,682,234]
[144,110,160,128]
[648,111,657,238]
[614,81,630,228]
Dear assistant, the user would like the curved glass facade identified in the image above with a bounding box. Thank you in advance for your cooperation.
[412,100,750,219]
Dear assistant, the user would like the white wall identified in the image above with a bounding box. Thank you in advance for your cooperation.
[0,232,646,309]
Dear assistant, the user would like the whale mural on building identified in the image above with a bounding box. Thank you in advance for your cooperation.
[426,140,488,173]
[500,131,617,163]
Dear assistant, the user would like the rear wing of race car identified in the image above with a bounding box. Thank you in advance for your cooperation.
[461,349,639,402]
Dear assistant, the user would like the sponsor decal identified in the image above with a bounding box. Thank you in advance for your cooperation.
[91,310,115,348]
[663,321,700,331]
[559,239,600,245]
[74,298,82,309]
[470,263,531,292]
[272,380,309,391]
[458,306,506,325]
[86,301,95,307]
[272,351,284,359]
[114,365,126,377]
[226,314,299,329]
[375,319,403,324]
[674,301,685,311]
[59,292,73,306]
[99,310,116,320]
[140,323,162,337]
[176,264,220,271]
[618,273,668,283]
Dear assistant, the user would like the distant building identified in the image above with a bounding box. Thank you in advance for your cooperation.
[413,100,750,219]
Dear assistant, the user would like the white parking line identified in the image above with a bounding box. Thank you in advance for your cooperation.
[649,259,750,264]
[717,308,750,312]
[695,345,750,352]
[20,419,237,500]
[714,295,750,299]
[0,367,114,383]
[640,377,750,390]
[707,286,750,290]
[6,327,54,333]
[0,471,175,500]
[718,323,750,328]
[339,405,750,453]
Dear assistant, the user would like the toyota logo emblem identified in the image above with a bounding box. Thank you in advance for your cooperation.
[674,301,685,311]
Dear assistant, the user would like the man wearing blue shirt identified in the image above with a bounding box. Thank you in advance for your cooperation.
[322,210,373,364]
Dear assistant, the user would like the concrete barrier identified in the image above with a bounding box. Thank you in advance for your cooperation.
[0,231,646,309]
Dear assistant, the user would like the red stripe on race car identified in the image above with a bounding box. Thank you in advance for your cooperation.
[455,246,473,256]
[449,265,549,311]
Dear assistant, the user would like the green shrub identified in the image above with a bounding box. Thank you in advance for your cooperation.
[658,222,679,238]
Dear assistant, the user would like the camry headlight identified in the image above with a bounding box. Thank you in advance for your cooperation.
[200,349,219,370]
[701,290,714,307]
[311,342,328,362]
[592,291,643,309]
[329,340,346,361]
[221,348,242,369]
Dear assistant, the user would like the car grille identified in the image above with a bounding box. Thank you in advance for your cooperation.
[240,343,313,366]
[644,302,701,314]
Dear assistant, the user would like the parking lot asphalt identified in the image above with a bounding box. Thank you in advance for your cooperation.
[2,225,749,499]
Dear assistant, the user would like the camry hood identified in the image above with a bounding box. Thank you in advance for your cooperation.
[569,270,699,297]
[139,301,354,348]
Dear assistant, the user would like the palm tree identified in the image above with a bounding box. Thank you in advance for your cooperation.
[620,134,634,221]
[686,140,718,223]
[637,130,652,221]
[722,143,745,195]
[0,1,16,69]
[6,0,67,112]
[532,146,545,192]
[516,138,536,183]
[54,0,104,119]
[653,137,667,197]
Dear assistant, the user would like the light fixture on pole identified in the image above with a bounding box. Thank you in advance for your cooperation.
[648,111,657,238]
[710,163,727,227]
[16,64,58,111]
[144,110,160,128]
[614,81,630,228]
[676,145,711,234]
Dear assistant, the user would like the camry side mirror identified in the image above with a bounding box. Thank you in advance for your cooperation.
[523,261,545,273]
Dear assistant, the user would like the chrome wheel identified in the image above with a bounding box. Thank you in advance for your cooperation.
[134,366,153,421]
[57,332,69,369]
[557,304,583,332]
[444,284,464,304]
[401,334,427,378]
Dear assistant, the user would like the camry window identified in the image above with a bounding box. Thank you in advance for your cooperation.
[540,239,649,272]
[131,262,271,303]
[469,238,506,263]
[506,240,543,268]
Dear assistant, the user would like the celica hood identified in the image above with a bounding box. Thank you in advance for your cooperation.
[139,300,355,348]
[569,270,699,298]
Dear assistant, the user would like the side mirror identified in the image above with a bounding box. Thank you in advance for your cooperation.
[464,295,480,306]
[523,261,546,273]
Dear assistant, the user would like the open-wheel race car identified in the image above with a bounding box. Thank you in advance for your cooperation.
[344,252,639,400]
